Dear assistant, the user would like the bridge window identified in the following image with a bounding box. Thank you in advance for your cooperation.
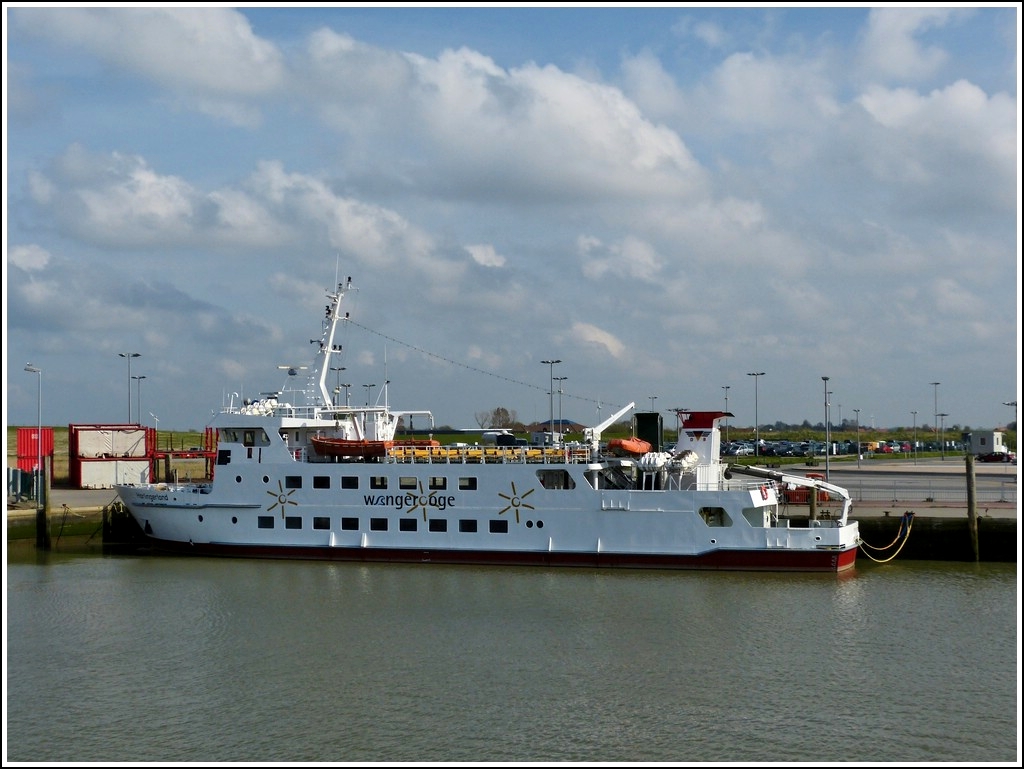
[536,469,575,490]
[699,507,732,527]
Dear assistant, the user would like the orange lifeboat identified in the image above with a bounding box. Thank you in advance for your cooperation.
[310,436,441,459]
[606,437,652,457]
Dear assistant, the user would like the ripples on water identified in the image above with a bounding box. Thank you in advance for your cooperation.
[5,546,1018,763]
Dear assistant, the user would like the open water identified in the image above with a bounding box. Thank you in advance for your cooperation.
[4,543,1020,764]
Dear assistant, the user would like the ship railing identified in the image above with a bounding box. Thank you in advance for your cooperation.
[387,445,593,464]
[720,477,781,494]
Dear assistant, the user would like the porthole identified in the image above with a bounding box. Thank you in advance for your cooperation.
[235,476,242,483]
[263,475,270,484]
[710,538,717,544]
[526,520,534,528]
[537,520,544,528]
[198,515,204,523]
[232,516,238,524]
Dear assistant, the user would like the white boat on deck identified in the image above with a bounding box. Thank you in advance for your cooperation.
[115,277,860,572]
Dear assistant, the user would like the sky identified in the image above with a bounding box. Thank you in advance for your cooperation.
[4,4,1021,437]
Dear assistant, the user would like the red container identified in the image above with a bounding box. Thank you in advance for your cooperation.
[17,427,55,472]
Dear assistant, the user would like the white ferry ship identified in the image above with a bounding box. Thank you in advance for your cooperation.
[115,278,860,572]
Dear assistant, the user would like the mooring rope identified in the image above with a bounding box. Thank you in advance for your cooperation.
[858,511,915,563]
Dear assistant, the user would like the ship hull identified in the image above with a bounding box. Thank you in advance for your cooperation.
[136,536,857,572]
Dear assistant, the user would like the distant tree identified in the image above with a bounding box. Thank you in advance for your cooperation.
[475,407,519,429]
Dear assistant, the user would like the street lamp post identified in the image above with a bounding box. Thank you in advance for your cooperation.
[340,383,351,407]
[722,385,730,443]
[931,381,940,451]
[1003,401,1017,428]
[362,383,376,406]
[330,366,347,407]
[649,395,657,412]
[553,376,567,439]
[822,377,830,481]
[853,408,861,469]
[937,413,949,460]
[911,411,918,465]
[541,359,561,440]
[747,372,765,456]
[132,375,147,424]
[24,364,42,508]
[120,352,141,423]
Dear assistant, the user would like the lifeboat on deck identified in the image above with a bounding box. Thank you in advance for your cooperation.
[606,436,652,457]
[311,437,441,459]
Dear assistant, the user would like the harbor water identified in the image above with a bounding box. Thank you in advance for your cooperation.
[4,544,1019,763]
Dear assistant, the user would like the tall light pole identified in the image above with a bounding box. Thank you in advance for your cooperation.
[330,366,346,407]
[340,383,351,407]
[24,364,42,508]
[853,408,861,469]
[1003,401,1017,428]
[931,381,940,450]
[553,376,567,438]
[938,413,949,460]
[722,385,730,443]
[649,395,657,412]
[120,352,141,423]
[911,411,918,465]
[541,359,561,437]
[362,383,376,406]
[822,377,830,480]
[132,375,147,424]
[747,372,765,456]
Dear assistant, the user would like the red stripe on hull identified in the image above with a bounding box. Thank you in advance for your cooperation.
[141,538,858,573]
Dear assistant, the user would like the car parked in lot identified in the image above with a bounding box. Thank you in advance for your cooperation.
[976,452,1016,463]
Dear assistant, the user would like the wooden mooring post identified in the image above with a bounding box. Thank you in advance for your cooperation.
[966,454,979,561]
[36,466,52,551]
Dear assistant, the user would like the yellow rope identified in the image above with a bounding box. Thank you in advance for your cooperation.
[859,516,907,550]
[858,512,914,563]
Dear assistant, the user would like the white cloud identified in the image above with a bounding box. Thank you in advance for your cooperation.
[856,8,957,83]
[567,322,626,359]
[466,245,506,268]
[8,244,52,271]
[708,51,840,130]
[12,7,284,125]
[578,235,662,282]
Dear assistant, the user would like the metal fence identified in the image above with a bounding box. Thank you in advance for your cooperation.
[843,478,1016,505]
